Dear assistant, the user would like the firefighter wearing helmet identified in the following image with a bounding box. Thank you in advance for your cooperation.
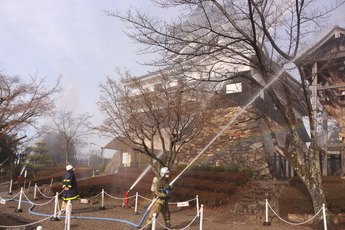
[146,167,172,229]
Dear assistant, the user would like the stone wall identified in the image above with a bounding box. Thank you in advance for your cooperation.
[104,106,278,179]
[176,107,274,180]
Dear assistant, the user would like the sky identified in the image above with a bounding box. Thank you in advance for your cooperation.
[0,0,172,157]
[0,1,344,158]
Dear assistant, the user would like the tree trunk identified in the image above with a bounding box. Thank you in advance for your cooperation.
[287,135,331,229]
[341,126,345,177]
[8,152,15,180]
[301,155,328,228]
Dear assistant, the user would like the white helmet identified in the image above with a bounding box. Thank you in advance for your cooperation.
[160,167,170,177]
[66,165,74,171]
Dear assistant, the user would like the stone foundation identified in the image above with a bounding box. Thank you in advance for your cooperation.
[176,107,275,179]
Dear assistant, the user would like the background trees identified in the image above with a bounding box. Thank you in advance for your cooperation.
[52,110,93,165]
[106,0,344,226]
[97,72,220,174]
[0,73,61,178]
[21,142,52,178]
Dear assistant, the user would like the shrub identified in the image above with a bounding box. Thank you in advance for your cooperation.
[176,164,187,171]
[225,166,239,172]
[138,163,149,169]
[198,165,212,172]
[188,165,199,171]
[97,164,105,173]
[278,186,313,217]
[240,167,253,180]
[212,166,225,172]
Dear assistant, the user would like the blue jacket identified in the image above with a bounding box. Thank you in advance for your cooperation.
[62,170,79,201]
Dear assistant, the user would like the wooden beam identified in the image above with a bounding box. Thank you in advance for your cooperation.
[317,84,345,91]
[320,143,345,148]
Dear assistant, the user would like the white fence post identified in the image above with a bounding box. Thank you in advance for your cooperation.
[196,195,200,220]
[51,192,59,221]
[263,199,271,226]
[8,179,13,195]
[100,189,105,210]
[199,204,204,230]
[323,203,328,230]
[152,213,157,230]
[15,187,23,212]
[133,192,139,215]
[34,183,38,200]
[65,200,72,230]
[49,178,53,189]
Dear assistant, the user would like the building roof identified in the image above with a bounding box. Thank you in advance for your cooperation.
[298,26,345,62]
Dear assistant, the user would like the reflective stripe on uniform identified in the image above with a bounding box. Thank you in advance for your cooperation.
[62,194,79,201]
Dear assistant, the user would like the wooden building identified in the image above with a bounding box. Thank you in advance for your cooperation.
[299,26,345,176]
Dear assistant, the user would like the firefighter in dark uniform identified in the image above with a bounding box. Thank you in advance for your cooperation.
[61,165,79,211]
[147,167,172,229]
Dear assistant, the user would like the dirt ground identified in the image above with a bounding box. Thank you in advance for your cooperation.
[0,188,316,230]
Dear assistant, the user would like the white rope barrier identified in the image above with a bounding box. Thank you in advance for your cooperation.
[4,189,21,200]
[2,179,333,230]
[0,214,53,229]
[264,199,327,229]
[1,187,203,230]
[22,192,55,206]
[156,209,201,230]
[104,191,136,200]
[0,180,11,185]
[168,197,196,205]
[138,194,153,201]
[86,191,102,200]
[36,186,63,199]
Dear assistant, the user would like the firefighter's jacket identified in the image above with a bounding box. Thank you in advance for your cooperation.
[151,175,170,205]
[62,170,79,201]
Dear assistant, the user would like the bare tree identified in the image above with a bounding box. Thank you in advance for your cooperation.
[0,73,61,178]
[96,71,219,175]
[106,0,344,226]
[52,110,93,165]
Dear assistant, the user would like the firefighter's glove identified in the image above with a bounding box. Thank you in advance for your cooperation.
[159,188,171,199]
[163,185,171,190]
[159,188,169,195]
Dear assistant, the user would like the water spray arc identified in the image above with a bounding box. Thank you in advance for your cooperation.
[141,67,290,225]
[0,158,9,166]
[167,11,333,187]
[170,66,290,186]
[128,150,165,192]
[123,150,165,210]
[19,165,27,176]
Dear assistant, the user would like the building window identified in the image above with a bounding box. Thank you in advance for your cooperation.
[226,83,242,94]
